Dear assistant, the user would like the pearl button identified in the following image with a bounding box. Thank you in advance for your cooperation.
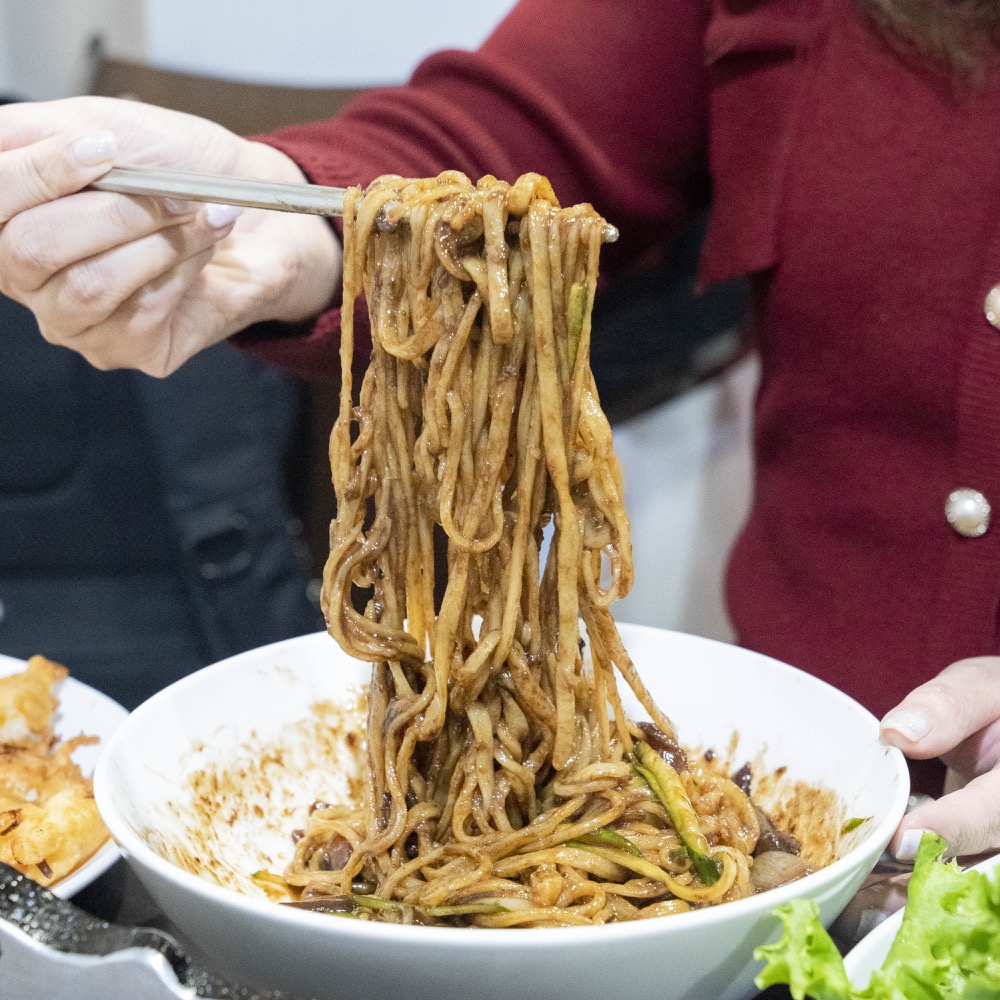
[985,286,1000,329]
[945,488,991,538]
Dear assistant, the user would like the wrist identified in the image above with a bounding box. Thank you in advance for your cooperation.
[237,141,343,328]
[242,140,314,184]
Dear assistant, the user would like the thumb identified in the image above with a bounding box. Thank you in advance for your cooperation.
[891,771,1000,860]
[881,656,1000,860]
[879,656,1000,761]
[0,129,117,224]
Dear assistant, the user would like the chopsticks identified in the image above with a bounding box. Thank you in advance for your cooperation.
[90,165,620,242]
[91,165,348,217]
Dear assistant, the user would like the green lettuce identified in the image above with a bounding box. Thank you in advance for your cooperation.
[754,833,1000,1000]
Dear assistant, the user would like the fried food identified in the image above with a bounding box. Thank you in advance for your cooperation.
[0,656,109,886]
[0,654,66,746]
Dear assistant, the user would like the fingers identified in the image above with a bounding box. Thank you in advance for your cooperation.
[0,130,117,223]
[0,96,119,149]
[15,205,242,377]
[67,244,222,376]
[0,190,199,295]
[882,656,1000,861]
[880,656,1000,760]
[29,204,243,339]
[0,99,289,375]
[891,769,1000,860]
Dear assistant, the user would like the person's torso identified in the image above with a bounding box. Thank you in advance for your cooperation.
[700,0,1000,723]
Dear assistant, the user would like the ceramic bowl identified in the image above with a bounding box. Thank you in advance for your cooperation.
[94,624,909,1000]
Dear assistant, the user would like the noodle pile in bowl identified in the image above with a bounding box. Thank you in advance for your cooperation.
[275,172,799,926]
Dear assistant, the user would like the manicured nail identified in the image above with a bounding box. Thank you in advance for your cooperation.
[203,203,244,229]
[881,708,931,743]
[893,828,932,862]
[69,130,117,166]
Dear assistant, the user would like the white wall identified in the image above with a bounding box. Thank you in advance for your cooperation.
[0,0,516,99]
[143,0,517,86]
[613,357,757,642]
[0,14,10,96]
[0,0,144,100]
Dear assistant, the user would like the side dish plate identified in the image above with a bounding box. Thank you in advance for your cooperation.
[843,852,1000,987]
[0,653,129,898]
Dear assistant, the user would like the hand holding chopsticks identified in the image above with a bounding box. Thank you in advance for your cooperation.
[0,97,343,376]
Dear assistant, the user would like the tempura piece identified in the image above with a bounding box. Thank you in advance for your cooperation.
[0,655,66,746]
[0,658,108,886]
[1,784,106,886]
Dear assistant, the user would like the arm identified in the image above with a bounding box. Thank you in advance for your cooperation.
[268,0,710,241]
[242,0,712,379]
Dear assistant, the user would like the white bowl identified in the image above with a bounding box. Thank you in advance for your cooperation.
[93,624,909,1000]
[0,653,128,897]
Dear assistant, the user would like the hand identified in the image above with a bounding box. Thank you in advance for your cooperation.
[880,656,1000,860]
[0,97,341,376]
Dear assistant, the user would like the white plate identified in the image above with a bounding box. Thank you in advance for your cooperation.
[842,852,1000,986]
[0,653,129,898]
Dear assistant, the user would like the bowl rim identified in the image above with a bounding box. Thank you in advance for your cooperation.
[94,626,911,948]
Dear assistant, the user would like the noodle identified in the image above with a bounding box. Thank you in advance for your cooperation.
[282,172,775,926]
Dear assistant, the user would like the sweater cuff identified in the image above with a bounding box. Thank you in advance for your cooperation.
[232,295,373,387]
[231,134,367,384]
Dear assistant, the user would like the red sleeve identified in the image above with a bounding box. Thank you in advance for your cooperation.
[235,0,712,380]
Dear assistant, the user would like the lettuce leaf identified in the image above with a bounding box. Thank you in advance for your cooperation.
[754,833,1000,1000]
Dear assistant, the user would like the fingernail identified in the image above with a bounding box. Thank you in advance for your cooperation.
[893,827,932,862]
[203,203,243,229]
[69,130,117,166]
[881,708,931,743]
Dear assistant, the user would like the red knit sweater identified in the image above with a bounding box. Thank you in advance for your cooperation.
[241,0,1000,787]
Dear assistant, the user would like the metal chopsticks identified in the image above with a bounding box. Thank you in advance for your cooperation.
[91,165,347,217]
[90,165,620,242]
